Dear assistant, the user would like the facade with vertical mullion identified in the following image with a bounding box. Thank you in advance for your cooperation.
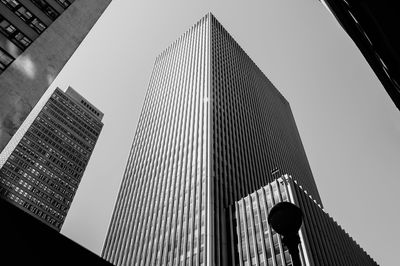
[103,13,324,265]
[229,176,378,266]
[210,14,322,265]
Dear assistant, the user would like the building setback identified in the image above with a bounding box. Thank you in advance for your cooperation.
[102,13,325,265]
[0,0,111,152]
[230,175,378,266]
[0,87,103,231]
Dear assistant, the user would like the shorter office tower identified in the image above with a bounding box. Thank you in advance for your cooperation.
[229,175,378,266]
[0,87,103,231]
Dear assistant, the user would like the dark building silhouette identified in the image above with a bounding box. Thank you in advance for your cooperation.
[320,0,400,110]
[0,198,113,266]
[0,87,103,231]
[229,175,377,266]
[0,0,111,152]
[102,13,377,265]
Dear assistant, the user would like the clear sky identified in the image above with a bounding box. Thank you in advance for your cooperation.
[45,1,400,265]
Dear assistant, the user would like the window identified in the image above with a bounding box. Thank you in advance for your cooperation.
[0,18,15,34]
[16,6,33,21]
[1,0,47,33]
[55,0,70,8]
[14,32,31,47]
[30,18,46,33]
[30,0,59,20]
[1,0,19,8]
[0,15,32,49]
[0,47,14,72]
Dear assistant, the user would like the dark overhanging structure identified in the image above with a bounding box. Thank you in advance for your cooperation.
[320,0,400,110]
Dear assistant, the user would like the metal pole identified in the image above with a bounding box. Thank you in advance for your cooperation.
[282,234,302,266]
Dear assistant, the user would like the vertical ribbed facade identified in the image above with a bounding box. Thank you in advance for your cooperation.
[103,15,211,265]
[230,176,378,266]
[209,15,321,265]
[103,13,322,265]
[0,87,103,230]
[229,178,307,266]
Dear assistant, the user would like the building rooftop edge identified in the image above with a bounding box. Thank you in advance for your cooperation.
[64,86,104,121]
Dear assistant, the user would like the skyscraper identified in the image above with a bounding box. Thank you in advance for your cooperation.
[0,87,103,231]
[0,0,111,152]
[102,13,323,265]
[230,175,377,266]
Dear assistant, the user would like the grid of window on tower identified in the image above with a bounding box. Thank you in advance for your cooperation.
[0,0,72,73]
[0,89,102,230]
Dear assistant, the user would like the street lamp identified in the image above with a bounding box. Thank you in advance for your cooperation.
[268,202,303,266]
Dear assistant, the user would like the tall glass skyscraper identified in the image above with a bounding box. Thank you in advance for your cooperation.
[102,13,324,265]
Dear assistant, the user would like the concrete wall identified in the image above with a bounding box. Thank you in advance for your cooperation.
[0,0,112,152]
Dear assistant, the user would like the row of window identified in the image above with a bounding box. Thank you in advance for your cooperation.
[40,113,94,151]
[0,47,14,73]
[55,91,103,129]
[0,14,32,49]
[27,123,86,164]
[45,106,92,149]
[6,155,69,210]
[35,117,89,159]
[81,99,101,117]
[38,115,92,153]
[55,0,70,9]
[23,133,81,185]
[46,103,96,147]
[50,96,100,138]
[1,174,64,224]
[54,92,100,129]
[30,0,59,20]
[29,125,84,174]
[1,0,47,34]
[4,158,73,201]
[25,127,86,167]
[18,168,69,206]
[0,0,72,72]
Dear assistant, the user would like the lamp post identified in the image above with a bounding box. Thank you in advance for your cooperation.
[268,202,303,266]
